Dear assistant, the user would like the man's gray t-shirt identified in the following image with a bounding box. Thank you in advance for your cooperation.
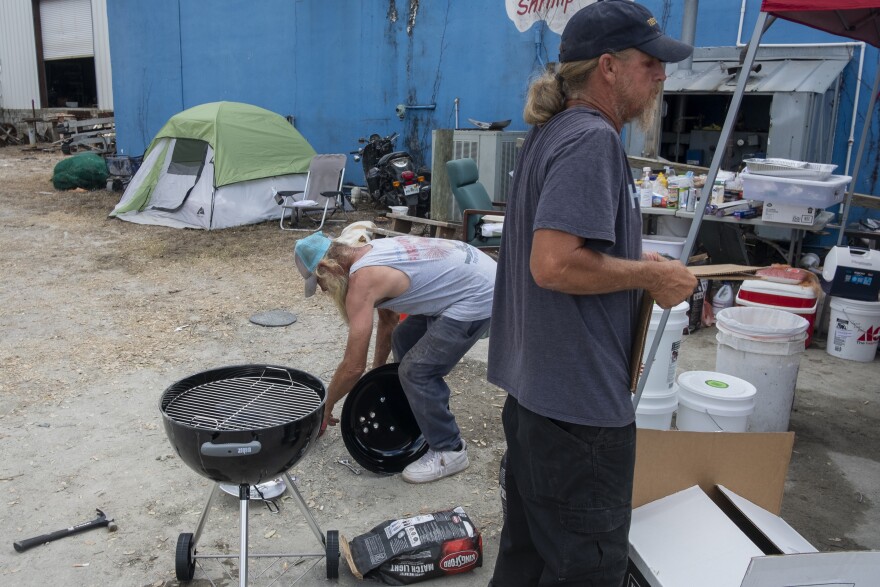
[350,236,495,321]
[487,107,642,427]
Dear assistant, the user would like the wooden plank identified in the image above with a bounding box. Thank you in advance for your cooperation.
[387,213,459,229]
[431,129,455,222]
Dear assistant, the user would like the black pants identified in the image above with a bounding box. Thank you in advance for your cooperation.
[490,395,636,587]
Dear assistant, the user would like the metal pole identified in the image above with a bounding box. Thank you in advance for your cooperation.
[836,61,880,246]
[635,10,771,409]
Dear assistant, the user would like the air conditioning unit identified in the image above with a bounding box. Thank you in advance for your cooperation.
[447,130,527,221]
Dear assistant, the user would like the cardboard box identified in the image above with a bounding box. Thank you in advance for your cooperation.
[761,201,821,226]
[625,430,880,587]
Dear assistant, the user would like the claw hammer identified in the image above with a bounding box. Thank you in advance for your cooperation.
[13,508,117,552]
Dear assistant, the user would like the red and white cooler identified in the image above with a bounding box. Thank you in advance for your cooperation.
[736,280,819,347]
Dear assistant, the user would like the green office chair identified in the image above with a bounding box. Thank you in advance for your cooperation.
[445,158,505,249]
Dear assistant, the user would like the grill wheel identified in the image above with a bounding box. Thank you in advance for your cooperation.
[175,533,196,581]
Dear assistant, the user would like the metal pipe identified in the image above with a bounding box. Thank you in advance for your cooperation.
[836,62,880,246]
[678,0,699,72]
[454,97,460,130]
[404,104,437,110]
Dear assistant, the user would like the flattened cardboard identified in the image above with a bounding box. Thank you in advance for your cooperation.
[633,429,795,514]
[629,293,655,392]
[688,263,762,280]
[630,263,761,391]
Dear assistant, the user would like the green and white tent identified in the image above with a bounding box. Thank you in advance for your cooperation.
[111,101,316,229]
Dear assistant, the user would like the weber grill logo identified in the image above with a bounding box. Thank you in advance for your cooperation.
[237,447,253,454]
[440,550,478,571]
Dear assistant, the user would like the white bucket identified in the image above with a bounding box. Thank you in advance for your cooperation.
[826,296,880,362]
[642,301,689,394]
[676,371,756,432]
[714,306,808,432]
[634,386,678,430]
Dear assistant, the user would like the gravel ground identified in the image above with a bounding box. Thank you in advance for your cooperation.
[0,148,877,587]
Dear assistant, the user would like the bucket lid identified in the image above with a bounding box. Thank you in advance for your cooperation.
[716,306,809,339]
[738,279,816,298]
[677,371,756,402]
[829,296,880,312]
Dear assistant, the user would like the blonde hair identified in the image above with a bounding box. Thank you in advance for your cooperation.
[523,49,636,126]
[315,242,353,323]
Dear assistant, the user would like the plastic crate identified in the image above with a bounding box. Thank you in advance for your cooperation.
[740,170,851,207]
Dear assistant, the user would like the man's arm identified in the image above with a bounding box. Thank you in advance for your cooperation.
[529,228,696,308]
[323,268,409,428]
[323,296,373,428]
[373,308,399,368]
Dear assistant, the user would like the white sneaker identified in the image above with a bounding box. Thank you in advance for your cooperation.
[402,440,469,483]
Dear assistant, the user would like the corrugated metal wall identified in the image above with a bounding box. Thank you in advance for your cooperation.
[92,0,114,110]
[0,0,41,110]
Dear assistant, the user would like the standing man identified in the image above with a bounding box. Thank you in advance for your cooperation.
[294,233,495,483]
[488,1,697,585]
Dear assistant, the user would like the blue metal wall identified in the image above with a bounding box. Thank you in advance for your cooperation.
[107,0,879,202]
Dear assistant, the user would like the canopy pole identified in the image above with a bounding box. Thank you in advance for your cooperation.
[836,60,880,246]
[634,10,771,410]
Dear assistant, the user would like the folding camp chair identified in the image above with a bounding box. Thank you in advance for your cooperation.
[273,154,347,231]
[446,158,506,250]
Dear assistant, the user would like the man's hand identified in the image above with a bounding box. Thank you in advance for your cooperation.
[644,256,697,309]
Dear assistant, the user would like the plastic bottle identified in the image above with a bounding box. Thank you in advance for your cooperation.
[652,172,668,207]
[666,177,680,209]
[711,179,726,206]
[712,283,735,315]
[639,167,653,207]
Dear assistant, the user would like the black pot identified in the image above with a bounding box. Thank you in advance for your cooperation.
[340,363,428,474]
[159,365,325,485]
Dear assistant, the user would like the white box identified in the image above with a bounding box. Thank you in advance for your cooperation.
[626,484,880,587]
[741,171,851,207]
[760,201,821,225]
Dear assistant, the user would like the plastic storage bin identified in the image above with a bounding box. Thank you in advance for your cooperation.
[740,171,851,207]
[642,235,686,259]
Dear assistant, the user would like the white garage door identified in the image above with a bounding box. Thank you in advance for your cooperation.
[40,0,94,60]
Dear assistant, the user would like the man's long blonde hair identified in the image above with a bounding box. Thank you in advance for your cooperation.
[314,243,352,323]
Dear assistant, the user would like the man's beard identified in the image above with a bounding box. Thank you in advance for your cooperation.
[615,77,662,132]
[322,272,350,323]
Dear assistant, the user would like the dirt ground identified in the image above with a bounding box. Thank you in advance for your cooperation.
[0,148,877,587]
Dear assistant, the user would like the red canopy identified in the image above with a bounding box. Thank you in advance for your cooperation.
[762,0,880,47]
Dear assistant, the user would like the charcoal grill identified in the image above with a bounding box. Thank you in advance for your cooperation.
[159,365,339,585]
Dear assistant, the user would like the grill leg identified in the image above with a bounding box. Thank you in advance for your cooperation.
[283,472,326,547]
[239,483,250,587]
[193,484,219,547]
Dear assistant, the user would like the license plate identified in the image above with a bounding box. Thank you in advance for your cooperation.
[403,184,420,196]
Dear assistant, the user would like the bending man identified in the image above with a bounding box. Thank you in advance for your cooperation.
[294,232,495,483]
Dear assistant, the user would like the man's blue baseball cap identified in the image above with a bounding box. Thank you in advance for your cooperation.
[294,232,332,298]
[559,0,693,64]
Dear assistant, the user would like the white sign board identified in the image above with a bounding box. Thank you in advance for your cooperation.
[506,0,596,34]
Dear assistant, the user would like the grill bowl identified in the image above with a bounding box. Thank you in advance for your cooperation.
[159,365,325,484]
[340,363,428,474]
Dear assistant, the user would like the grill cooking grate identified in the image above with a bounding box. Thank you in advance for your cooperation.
[163,372,322,431]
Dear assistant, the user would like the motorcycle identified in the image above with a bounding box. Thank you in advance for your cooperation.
[351,132,431,218]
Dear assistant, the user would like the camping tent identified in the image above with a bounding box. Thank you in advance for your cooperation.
[110,101,317,229]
